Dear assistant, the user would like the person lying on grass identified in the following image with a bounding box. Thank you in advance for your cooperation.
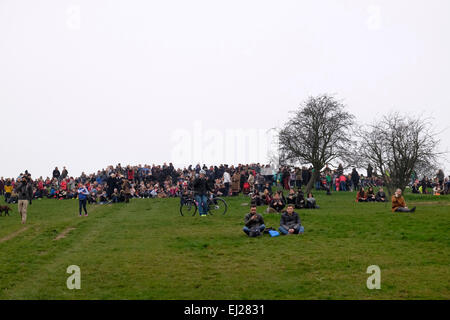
[392,188,416,213]
[279,204,304,235]
[243,204,265,237]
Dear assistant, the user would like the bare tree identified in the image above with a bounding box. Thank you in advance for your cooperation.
[357,113,442,196]
[278,94,355,193]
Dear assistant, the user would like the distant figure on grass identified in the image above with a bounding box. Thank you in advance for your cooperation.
[279,204,304,235]
[305,192,319,209]
[77,183,89,217]
[243,205,265,237]
[375,187,387,202]
[295,189,306,209]
[122,179,131,203]
[286,188,297,207]
[356,187,367,202]
[366,187,376,202]
[433,184,442,196]
[17,175,33,224]
[267,192,285,213]
[193,170,212,216]
[391,189,416,213]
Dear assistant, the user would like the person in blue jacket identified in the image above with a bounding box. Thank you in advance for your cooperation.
[77,183,89,217]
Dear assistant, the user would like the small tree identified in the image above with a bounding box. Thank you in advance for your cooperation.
[357,113,442,196]
[278,94,355,193]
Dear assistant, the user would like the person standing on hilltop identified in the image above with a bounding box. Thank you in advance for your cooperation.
[77,183,90,217]
[17,175,33,224]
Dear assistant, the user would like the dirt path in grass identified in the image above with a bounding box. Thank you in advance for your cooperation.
[54,227,76,240]
[0,227,29,243]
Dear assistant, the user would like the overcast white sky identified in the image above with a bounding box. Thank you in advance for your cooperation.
[1,0,449,179]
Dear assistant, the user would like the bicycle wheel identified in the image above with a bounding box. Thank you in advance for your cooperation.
[180,199,198,216]
[207,197,227,215]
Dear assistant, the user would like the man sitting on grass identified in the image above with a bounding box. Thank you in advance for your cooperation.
[279,204,304,235]
[392,188,416,213]
[243,205,265,237]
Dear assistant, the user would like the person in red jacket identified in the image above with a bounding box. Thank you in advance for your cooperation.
[127,166,135,182]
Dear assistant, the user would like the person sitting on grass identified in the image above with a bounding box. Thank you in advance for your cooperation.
[99,191,109,204]
[392,188,416,213]
[262,189,272,205]
[111,188,120,203]
[295,188,305,209]
[356,187,367,202]
[286,188,297,207]
[243,204,265,237]
[305,192,319,209]
[267,192,285,213]
[262,182,272,195]
[433,184,442,196]
[366,187,376,202]
[250,191,262,206]
[279,204,304,235]
[375,187,387,202]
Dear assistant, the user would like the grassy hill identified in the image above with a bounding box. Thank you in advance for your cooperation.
[0,191,449,299]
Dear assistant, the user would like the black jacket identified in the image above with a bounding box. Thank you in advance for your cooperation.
[280,211,301,230]
[17,182,33,201]
[244,213,265,229]
[193,177,211,196]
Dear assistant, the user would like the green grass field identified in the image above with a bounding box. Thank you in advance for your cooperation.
[0,191,449,300]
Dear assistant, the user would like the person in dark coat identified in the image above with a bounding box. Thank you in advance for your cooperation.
[375,187,387,202]
[268,192,285,213]
[295,189,305,209]
[286,189,297,206]
[106,174,118,198]
[17,176,33,224]
[351,168,360,191]
[243,205,265,237]
[53,167,61,180]
[279,204,304,235]
[193,170,212,216]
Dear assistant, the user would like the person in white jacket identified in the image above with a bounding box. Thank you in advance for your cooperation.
[223,170,231,197]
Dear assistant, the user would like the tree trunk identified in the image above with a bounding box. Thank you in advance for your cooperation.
[306,168,320,194]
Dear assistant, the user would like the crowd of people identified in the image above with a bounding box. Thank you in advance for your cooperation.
[1,164,448,206]
[1,163,448,228]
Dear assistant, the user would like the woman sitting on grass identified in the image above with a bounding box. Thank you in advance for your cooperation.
[366,187,376,202]
[305,192,319,209]
[356,187,367,202]
[267,192,285,213]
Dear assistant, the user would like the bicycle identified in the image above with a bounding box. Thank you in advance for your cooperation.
[180,191,227,216]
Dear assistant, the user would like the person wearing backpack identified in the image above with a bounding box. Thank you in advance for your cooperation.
[243,205,265,237]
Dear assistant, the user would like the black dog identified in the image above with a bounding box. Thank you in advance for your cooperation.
[0,205,11,216]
